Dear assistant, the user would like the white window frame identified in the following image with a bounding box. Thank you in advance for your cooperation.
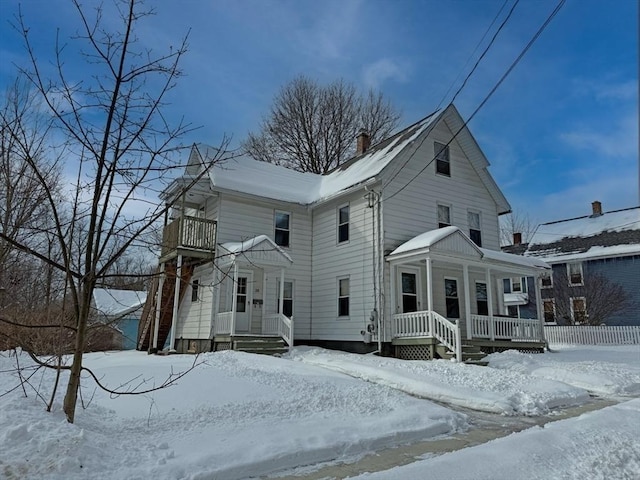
[276,279,294,318]
[337,204,350,244]
[274,210,291,248]
[540,272,553,289]
[434,141,450,176]
[567,262,583,286]
[570,296,587,324]
[337,276,350,318]
[437,203,451,228]
[510,277,527,293]
[468,210,482,247]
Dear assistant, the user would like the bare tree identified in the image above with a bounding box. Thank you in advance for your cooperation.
[245,75,400,173]
[550,271,636,326]
[500,210,537,246]
[0,0,229,423]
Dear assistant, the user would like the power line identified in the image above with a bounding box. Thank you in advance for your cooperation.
[383,0,566,204]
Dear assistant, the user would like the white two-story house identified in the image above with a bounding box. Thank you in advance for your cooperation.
[137,104,549,361]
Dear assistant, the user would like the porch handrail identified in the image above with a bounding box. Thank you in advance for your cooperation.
[470,314,544,342]
[214,311,233,335]
[262,313,293,347]
[392,310,462,362]
[162,216,217,255]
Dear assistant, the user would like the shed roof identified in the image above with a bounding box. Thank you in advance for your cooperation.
[93,288,146,319]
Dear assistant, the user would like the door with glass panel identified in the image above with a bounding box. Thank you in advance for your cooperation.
[397,268,421,313]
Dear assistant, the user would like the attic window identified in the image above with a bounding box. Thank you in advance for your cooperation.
[435,142,450,176]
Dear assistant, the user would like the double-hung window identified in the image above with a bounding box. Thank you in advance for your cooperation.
[543,299,555,323]
[540,272,553,288]
[438,204,451,228]
[191,279,199,302]
[468,211,482,247]
[276,280,293,318]
[338,277,350,317]
[570,297,587,323]
[338,205,349,243]
[445,278,460,318]
[568,263,583,285]
[274,211,290,247]
[475,282,488,316]
[435,141,450,176]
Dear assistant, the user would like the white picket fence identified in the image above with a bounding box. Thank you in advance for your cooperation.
[544,325,640,346]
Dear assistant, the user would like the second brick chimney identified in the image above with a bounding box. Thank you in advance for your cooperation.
[591,200,603,217]
[513,232,522,245]
[356,129,370,155]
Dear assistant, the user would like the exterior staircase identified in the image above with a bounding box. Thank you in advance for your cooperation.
[436,343,489,366]
[233,336,289,356]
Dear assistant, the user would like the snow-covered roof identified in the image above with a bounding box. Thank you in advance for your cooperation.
[525,206,640,262]
[390,226,461,255]
[480,248,549,269]
[93,288,146,318]
[194,110,441,205]
[218,234,293,267]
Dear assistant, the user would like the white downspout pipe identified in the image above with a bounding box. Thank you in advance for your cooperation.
[231,258,238,337]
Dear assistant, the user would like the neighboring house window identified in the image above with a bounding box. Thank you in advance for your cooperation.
[338,277,350,317]
[510,277,527,293]
[274,211,290,247]
[191,279,199,302]
[468,211,482,247]
[435,141,450,176]
[543,299,555,323]
[338,205,349,243]
[507,305,519,318]
[476,282,488,316]
[540,272,553,288]
[567,262,583,285]
[438,204,451,228]
[445,278,460,318]
[276,280,293,318]
[570,297,587,324]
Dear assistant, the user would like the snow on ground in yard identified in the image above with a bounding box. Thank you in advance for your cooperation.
[488,345,640,397]
[351,398,640,480]
[0,345,639,480]
[287,347,589,415]
[0,350,462,480]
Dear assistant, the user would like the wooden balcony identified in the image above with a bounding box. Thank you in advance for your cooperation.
[160,216,217,262]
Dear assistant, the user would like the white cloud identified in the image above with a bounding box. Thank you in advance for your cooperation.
[559,112,638,159]
[362,58,409,90]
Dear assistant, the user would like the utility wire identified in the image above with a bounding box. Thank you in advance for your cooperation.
[385,0,519,192]
[383,0,566,204]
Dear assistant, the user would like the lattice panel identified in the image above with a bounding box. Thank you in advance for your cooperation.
[396,345,432,361]
[215,342,232,351]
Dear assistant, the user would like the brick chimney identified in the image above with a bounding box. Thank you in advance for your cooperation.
[356,129,370,155]
[591,200,602,217]
[513,232,522,245]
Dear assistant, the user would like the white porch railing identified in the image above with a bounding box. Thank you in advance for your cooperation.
[262,313,293,347]
[393,310,462,362]
[214,311,233,335]
[544,325,640,346]
[471,314,544,342]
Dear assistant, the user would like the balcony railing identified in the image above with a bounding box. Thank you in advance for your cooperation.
[161,216,217,257]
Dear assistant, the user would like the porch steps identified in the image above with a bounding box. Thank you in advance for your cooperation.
[233,337,288,356]
[436,343,489,366]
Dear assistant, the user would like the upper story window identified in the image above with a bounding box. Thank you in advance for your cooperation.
[191,279,199,302]
[438,204,451,228]
[540,272,553,288]
[274,211,290,247]
[567,262,583,285]
[504,277,527,294]
[435,141,450,176]
[338,205,349,243]
[338,277,350,317]
[468,211,482,247]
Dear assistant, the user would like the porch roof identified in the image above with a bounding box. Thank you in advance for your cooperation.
[387,227,549,274]
[217,235,293,269]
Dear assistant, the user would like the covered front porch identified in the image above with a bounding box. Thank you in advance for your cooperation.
[212,235,294,351]
[386,227,549,361]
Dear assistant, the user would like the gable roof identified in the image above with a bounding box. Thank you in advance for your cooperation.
[525,206,640,262]
[217,235,293,268]
[189,104,510,210]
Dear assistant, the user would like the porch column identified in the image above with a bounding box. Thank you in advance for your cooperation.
[534,273,545,342]
[210,264,220,338]
[278,268,285,316]
[389,264,397,338]
[425,257,434,335]
[463,264,471,340]
[262,270,268,316]
[168,254,182,352]
[485,268,495,340]
[152,262,165,351]
[230,259,238,335]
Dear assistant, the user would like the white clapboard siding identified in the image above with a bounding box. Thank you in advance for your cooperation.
[382,121,501,253]
[176,266,215,339]
[544,325,640,345]
[311,191,376,341]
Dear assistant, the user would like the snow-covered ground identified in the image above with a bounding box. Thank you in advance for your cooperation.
[0,345,638,479]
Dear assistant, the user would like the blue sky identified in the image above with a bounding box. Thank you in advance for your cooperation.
[0,0,637,225]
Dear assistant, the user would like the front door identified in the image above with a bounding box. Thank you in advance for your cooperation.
[235,272,253,332]
[397,268,421,313]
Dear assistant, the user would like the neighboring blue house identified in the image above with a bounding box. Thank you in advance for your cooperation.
[93,288,147,349]
[508,202,639,326]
